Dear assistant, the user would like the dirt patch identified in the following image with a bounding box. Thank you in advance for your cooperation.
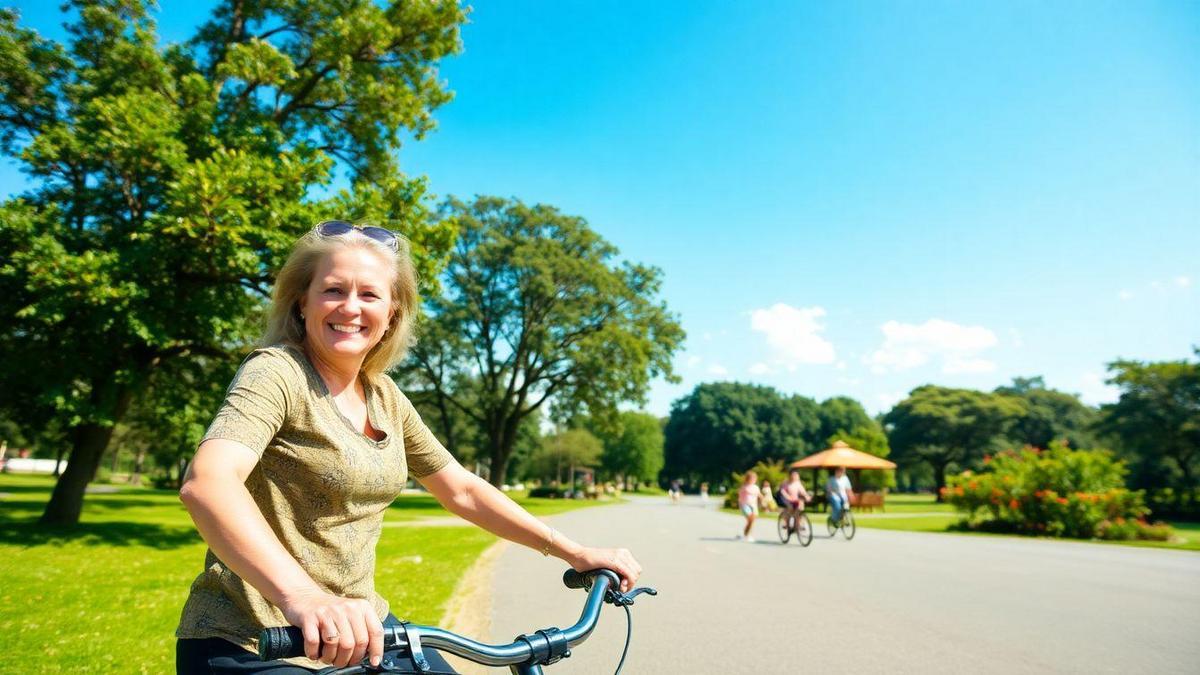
[438,540,508,675]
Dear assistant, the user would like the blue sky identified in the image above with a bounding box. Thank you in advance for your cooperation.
[4,1,1197,416]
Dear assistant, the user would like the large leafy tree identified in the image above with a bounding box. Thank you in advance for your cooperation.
[402,196,684,487]
[593,411,664,489]
[884,385,1025,499]
[994,376,1098,450]
[663,382,820,486]
[815,396,875,447]
[0,0,465,525]
[1098,352,1200,491]
[523,428,602,486]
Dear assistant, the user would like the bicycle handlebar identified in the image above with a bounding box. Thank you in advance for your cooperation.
[259,568,631,668]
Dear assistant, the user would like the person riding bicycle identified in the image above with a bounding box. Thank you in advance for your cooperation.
[826,466,854,524]
[777,469,811,524]
[174,222,642,674]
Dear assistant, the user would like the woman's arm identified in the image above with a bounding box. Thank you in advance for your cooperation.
[418,463,643,592]
[180,439,383,668]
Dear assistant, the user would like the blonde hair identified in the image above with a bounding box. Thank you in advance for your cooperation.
[261,226,420,377]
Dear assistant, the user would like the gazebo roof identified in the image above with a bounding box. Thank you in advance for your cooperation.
[789,440,897,470]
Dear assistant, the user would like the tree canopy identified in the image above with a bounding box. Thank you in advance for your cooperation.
[994,376,1097,450]
[402,196,684,486]
[593,411,665,488]
[663,382,820,485]
[1098,351,1200,491]
[884,385,1025,499]
[0,0,465,524]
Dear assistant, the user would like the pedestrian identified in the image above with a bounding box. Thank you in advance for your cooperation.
[698,482,709,504]
[174,221,643,673]
[736,471,761,542]
[758,480,778,513]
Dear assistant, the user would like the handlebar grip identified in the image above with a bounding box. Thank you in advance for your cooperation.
[562,568,590,590]
[258,626,306,661]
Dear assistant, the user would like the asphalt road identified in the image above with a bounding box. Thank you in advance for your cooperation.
[488,496,1200,674]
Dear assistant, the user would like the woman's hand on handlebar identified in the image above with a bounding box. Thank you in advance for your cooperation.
[279,589,383,668]
[569,547,643,593]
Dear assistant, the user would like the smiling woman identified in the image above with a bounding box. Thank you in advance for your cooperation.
[174,222,643,674]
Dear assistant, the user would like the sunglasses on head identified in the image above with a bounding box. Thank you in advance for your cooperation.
[315,220,399,251]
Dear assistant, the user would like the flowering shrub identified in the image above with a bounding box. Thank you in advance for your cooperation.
[944,442,1171,541]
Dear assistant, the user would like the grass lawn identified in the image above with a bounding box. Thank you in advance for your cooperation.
[0,473,609,673]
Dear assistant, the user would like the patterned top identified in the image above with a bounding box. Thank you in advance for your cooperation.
[175,344,454,663]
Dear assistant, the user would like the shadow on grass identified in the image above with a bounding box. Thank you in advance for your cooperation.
[0,519,202,549]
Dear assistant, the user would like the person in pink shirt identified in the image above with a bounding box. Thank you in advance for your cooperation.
[777,469,812,533]
[736,471,761,542]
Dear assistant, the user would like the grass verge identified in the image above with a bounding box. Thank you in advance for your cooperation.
[0,473,610,673]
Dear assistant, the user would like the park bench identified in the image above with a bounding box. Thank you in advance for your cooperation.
[852,491,885,512]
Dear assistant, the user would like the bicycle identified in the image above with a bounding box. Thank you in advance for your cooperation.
[258,568,656,675]
[826,506,856,540]
[776,506,813,547]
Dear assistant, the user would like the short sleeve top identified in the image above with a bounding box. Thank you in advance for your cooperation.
[175,344,455,656]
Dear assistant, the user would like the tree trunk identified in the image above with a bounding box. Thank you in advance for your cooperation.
[931,460,949,502]
[40,422,121,525]
[131,447,146,486]
[40,381,133,526]
[52,445,65,477]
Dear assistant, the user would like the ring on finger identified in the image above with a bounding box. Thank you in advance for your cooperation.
[323,633,340,642]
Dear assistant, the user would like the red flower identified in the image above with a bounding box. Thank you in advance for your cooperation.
[1009,499,1019,509]
[1056,497,1068,505]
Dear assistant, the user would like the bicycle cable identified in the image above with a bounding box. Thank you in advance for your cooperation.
[613,603,633,675]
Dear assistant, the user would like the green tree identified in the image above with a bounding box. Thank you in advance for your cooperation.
[1098,351,1200,491]
[994,376,1098,450]
[663,382,820,486]
[0,1,465,524]
[593,411,664,489]
[883,385,1025,500]
[404,196,684,487]
[524,428,603,486]
[816,396,874,446]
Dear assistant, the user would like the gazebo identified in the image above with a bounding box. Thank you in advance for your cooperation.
[789,441,897,511]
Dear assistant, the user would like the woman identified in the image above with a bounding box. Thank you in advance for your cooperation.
[175,221,642,673]
[736,470,760,542]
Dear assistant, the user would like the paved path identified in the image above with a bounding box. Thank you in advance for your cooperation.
[489,496,1200,674]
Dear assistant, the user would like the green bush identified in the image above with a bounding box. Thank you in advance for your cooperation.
[945,442,1170,541]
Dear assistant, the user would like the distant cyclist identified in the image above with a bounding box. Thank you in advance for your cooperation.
[777,469,811,525]
[826,466,854,524]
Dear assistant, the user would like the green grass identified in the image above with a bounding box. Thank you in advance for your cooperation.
[0,473,609,673]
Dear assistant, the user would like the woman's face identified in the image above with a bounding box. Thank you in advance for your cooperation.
[299,246,394,368]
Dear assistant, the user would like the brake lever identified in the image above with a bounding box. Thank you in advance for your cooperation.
[605,585,658,607]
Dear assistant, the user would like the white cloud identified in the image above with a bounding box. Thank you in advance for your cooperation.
[748,363,771,375]
[1176,275,1192,288]
[706,364,729,377]
[836,360,847,370]
[686,355,702,369]
[866,319,998,375]
[1008,328,1024,348]
[749,303,836,369]
[1117,289,1134,301]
